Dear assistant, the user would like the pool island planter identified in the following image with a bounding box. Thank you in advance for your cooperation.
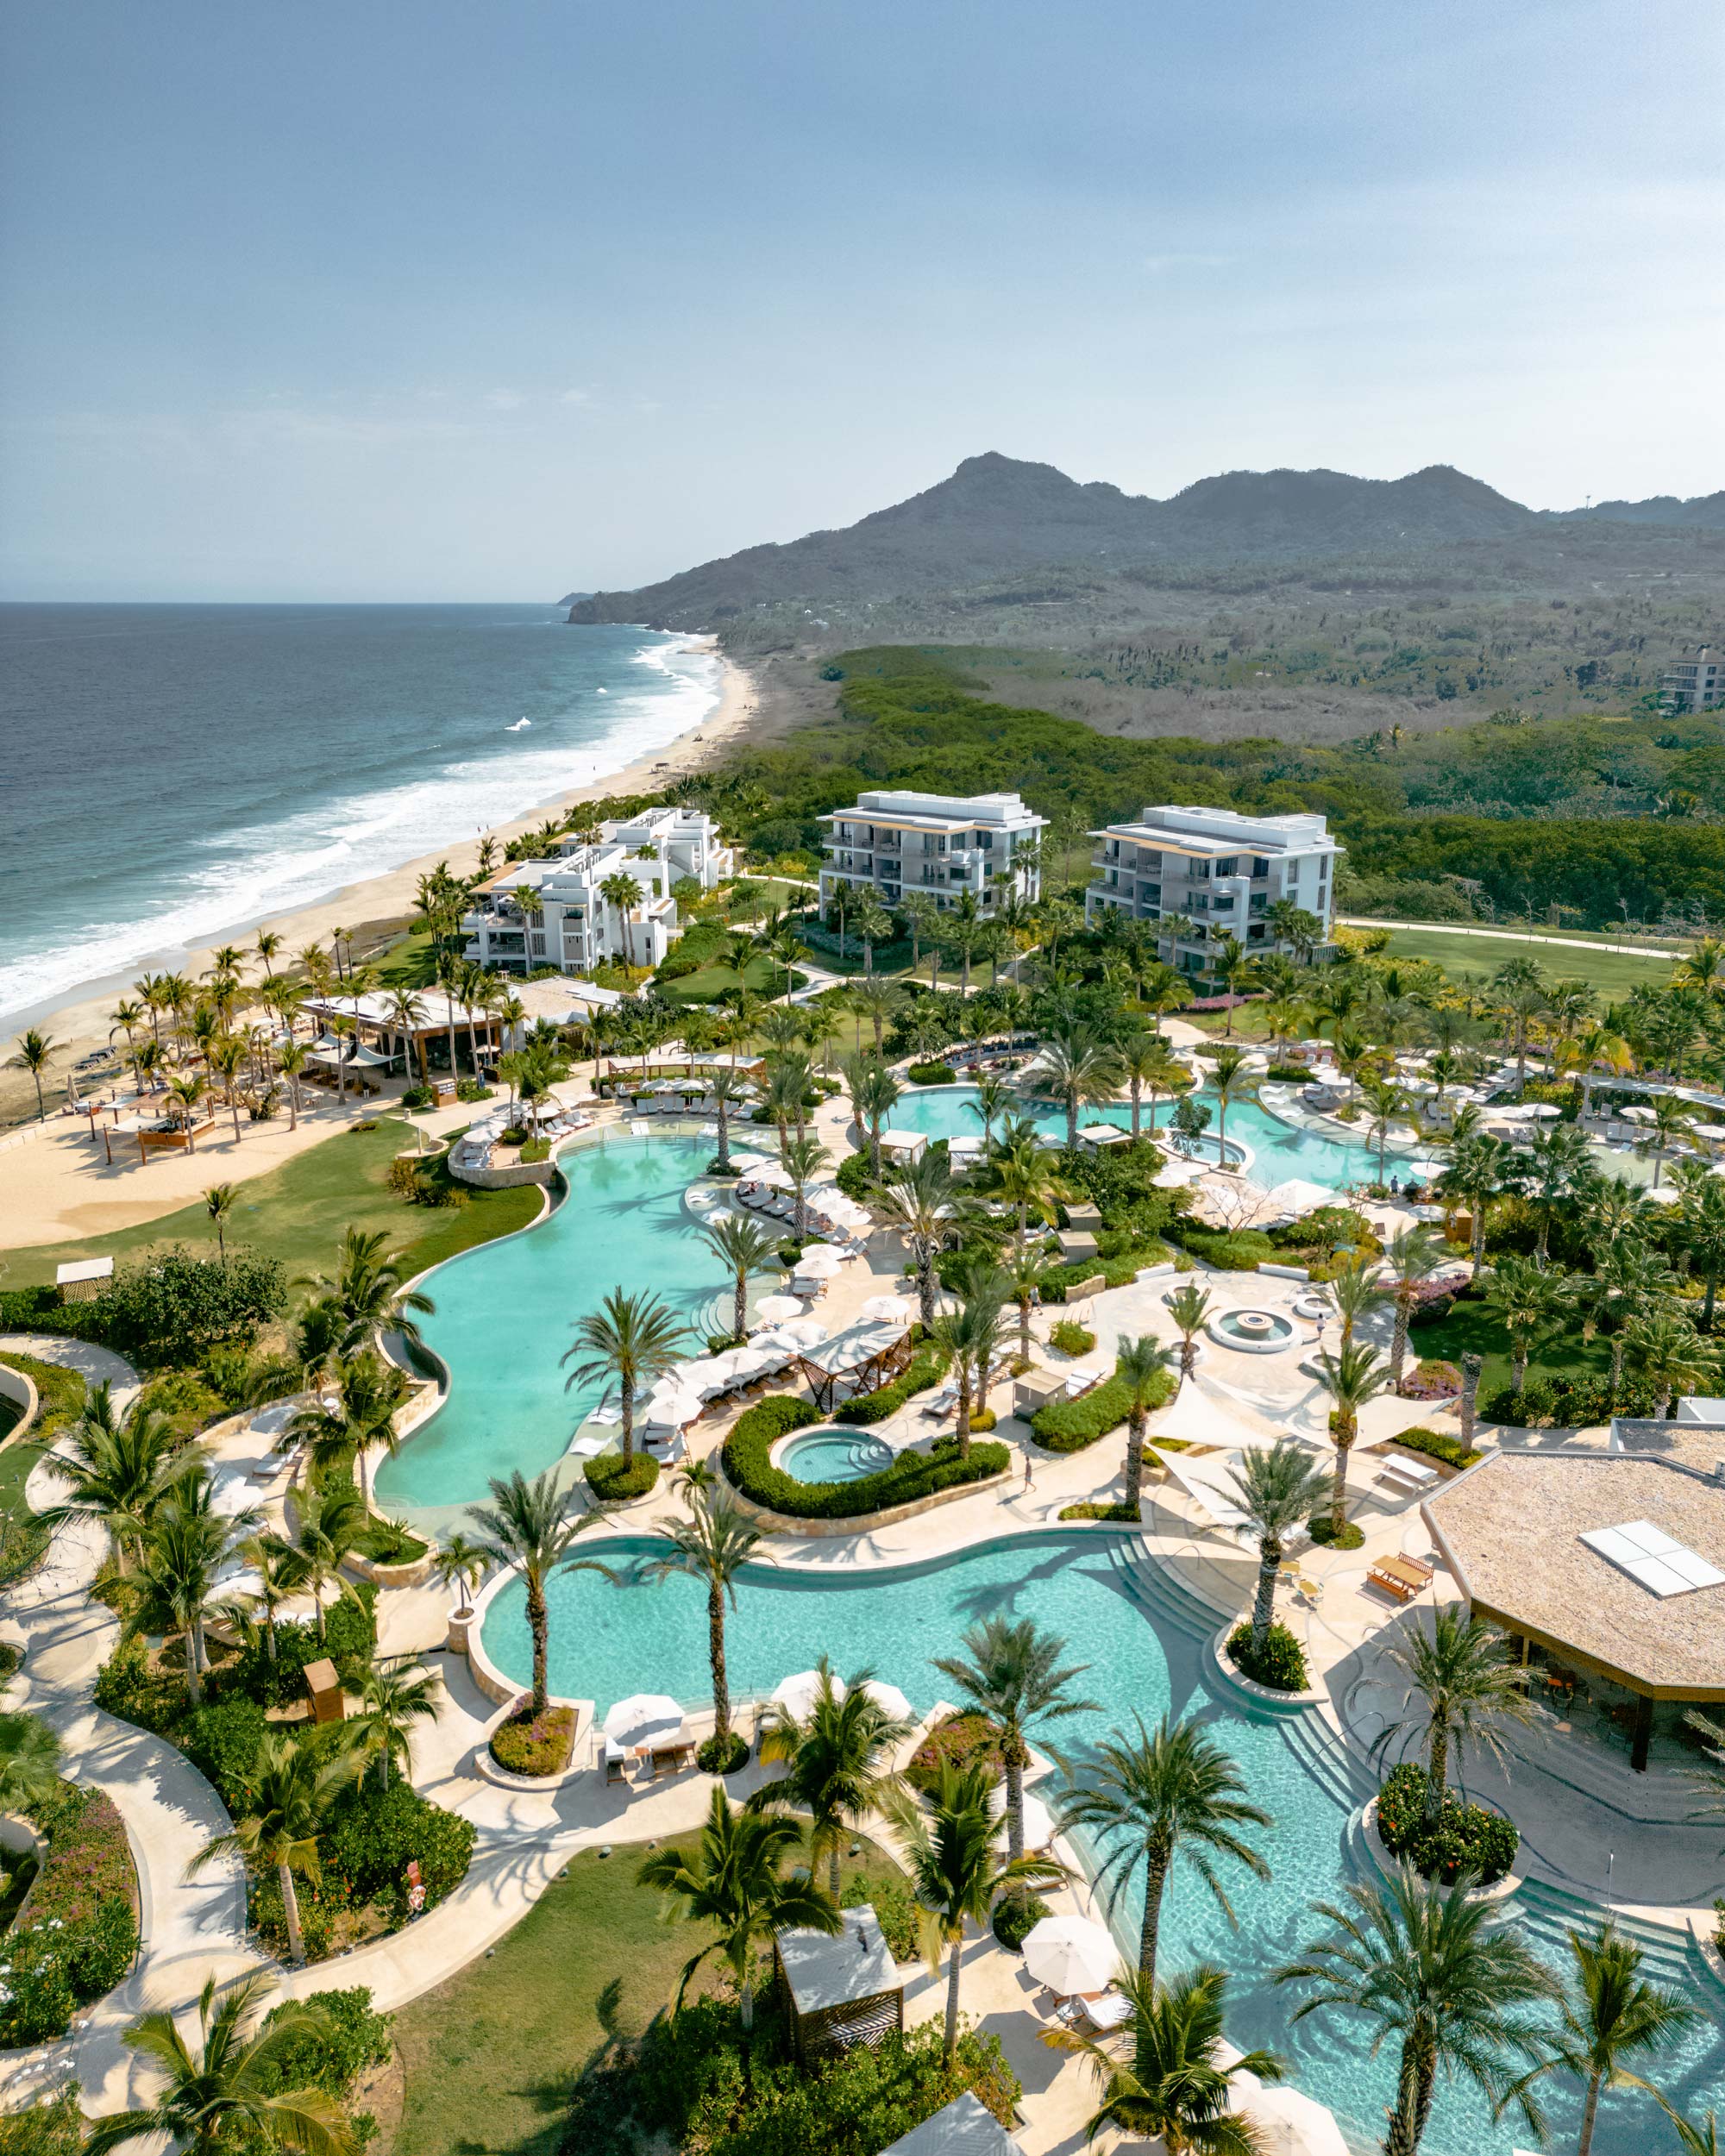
[474,1695,595,1791]
[343,1543,439,1590]
[1354,1796,1521,1908]
[721,1468,1010,1538]
[1204,1622,1327,1711]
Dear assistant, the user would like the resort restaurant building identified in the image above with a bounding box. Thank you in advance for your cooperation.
[461,805,732,977]
[1424,1424,1725,1772]
[818,789,1044,915]
[1084,804,1338,974]
[296,989,503,1081]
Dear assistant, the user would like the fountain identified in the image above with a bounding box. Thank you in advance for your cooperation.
[1206,1307,1297,1354]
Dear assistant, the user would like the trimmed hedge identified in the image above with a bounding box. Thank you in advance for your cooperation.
[1030,1365,1174,1452]
[834,1349,943,1425]
[1173,1226,1277,1272]
[585,1451,660,1502]
[836,1150,877,1201]
[1047,1320,1095,1357]
[906,1062,957,1084]
[1377,1763,1518,1886]
[1038,1245,1165,1302]
[724,1395,1007,1520]
[1226,1620,1309,1693]
[1391,1426,1480,1471]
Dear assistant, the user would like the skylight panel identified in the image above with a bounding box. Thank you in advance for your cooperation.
[1580,1520,1725,1597]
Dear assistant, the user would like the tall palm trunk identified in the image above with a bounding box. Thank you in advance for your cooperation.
[1578,2069,1604,2156]
[1330,1419,1355,1539]
[1387,2025,1439,2156]
[708,1579,731,1740]
[1138,1846,1170,1982]
[1251,1532,1282,1653]
[1124,1406,1147,1514]
[731,1268,748,1339]
[953,1365,973,1462]
[1390,1299,1411,1388]
[1424,1717,1450,1825]
[619,1377,636,1463]
[1002,1733,1027,1865]
[1458,1353,1482,1451]
[279,1860,306,1964]
[527,1576,549,1714]
[943,1935,963,2060]
[1016,1295,1032,1360]
[1129,1082,1141,1140]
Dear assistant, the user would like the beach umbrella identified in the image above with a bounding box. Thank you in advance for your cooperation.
[1021,1915,1117,1996]
[858,1679,913,1723]
[604,1695,683,1750]
[1264,1179,1331,1217]
[795,1244,845,1276]
[771,1669,841,1720]
[858,1294,913,1326]
[755,1294,804,1326]
[729,1150,772,1171]
[779,1318,830,1348]
[1521,1102,1561,1119]
[1622,1105,1657,1124]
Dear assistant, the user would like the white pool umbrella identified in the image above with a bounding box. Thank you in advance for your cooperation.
[730,1150,772,1171]
[1021,1915,1118,1996]
[771,1669,842,1720]
[858,1679,913,1723]
[795,1244,845,1276]
[1521,1102,1560,1119]
[858,1294,913,1326]
[1264,1178,1331,1216]
[780,1317,829,1348]
[755,1294,803,1326]
[1622,1105,1657,1124]
[604,1694,683,1750]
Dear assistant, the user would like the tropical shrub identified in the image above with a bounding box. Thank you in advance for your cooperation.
[0,2081,82,2154]
[584,1451,659,1502]
[1390,1426,1480,1470]
[1030,1364,1172,1451]
[229,1590,379,1709]
[1047,1319,1095,1356]
[253,1985,392,2114]
[183,1699,271,1807]
[323,1777,477,1916]
[906,1712,1004,1794]
[491,1702,574,1777]
[0,1351,86,1440]
[0,1783,138,2045]
[1404,1357,1463,1401]
[399,1085,433,1107]
[101,1247,287,1365]
[134,1366,230,1440]
[905,1062,957,1084]
[1376,1763,1518,1885]
[696,1730,750,1774]
[1226,1620,1309,1693]
[833,1350,943,1425]
[1058,1500,1138,1521]
[1172,1226,1276,1271]
[839,1873,919,1961]
[835,1151,875,1201]
[1038,1246,1165,1300]
[991,1886,1050,1952]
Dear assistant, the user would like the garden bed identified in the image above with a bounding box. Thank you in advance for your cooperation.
[0,1778,139,2046]
[724,1395,1008,1520]
[489,1700,576,1777]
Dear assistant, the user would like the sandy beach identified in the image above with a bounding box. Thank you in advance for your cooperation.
[0,648,766,1130]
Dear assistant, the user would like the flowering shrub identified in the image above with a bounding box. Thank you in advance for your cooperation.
[1403,1358,1462,1401]
[906,1713,1003,1796]
[0,1782,138,2044]
[1377,1763,1518,1885]
[1226,1621,1309,1693]
[491,1702,574,1777]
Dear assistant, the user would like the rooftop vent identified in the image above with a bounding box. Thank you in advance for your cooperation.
[1579,1519,1725,1598]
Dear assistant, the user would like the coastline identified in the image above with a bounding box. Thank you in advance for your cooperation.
[0,646,762,1125]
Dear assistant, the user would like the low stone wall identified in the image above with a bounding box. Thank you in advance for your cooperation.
[448,1153,558,1189]
[0,1363,40,1445]
[721,1468,1009,1538]
[344,1543,439,1589]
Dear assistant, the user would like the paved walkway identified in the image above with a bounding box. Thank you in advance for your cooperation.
[1337,916,1688,961]
[0,1338,259,2114]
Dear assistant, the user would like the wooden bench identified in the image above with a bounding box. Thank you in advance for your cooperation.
[1367,1554,1434,1601]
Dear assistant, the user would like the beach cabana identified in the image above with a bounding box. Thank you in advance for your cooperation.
[881,2095,1026,2156]
[55,1257,113,1303]
[1075,1122,1131,1151]
[795,1320,914,1413]
[877,1129,927,1164]
[775,1905,904,2063]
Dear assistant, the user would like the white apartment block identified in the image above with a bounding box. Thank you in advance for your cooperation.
[818,790,1044,916]
[461,805,733,976]
[1086,805,1338,972]
[1662,649,1724,712]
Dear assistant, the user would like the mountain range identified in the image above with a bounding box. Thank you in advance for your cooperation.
[561,454,1725,630]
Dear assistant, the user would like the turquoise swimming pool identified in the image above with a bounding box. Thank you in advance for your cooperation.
[888,1082,1438,1192]
[481,1528,1725,2156]
[779,1428,894,1482]
[375,1131,731,1511]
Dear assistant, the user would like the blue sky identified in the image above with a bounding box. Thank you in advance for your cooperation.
[1,0,1718,600]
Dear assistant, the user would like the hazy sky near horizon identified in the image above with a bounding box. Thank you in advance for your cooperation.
[2,0,1720,602]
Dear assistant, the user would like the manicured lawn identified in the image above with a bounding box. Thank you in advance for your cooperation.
[0,1119,543,1295]
[370,924,442,990]
[388,1831,907,2156]
[1380,926,1678,1002]
[657,953,795,1006]
[0,1440,48,1588]
[1410,1297,1611,1398]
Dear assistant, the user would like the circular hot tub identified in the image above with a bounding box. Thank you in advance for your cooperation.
[1292,1293,1329,1321]
[1206,1308,1297,1354]
[776,1428,894,1483]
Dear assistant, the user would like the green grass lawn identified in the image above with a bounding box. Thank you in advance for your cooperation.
[657,954,795,1006]
[0,1439,48,1588]
[388,1832,907,2156]
[1380,926,1678,1002]
[1409,1300,1610,1398]
[0,1119,543,1295]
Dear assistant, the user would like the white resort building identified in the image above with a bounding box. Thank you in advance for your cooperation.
[1085,804,1339,971]
[461,805,733,976]
[817,789,1044,915]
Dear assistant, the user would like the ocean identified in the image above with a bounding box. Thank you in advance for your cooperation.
[0,604,719,1029]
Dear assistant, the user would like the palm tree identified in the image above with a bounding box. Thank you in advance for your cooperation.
[1226,1439,1334,1661]
[748,1659,912,1897]
[1622,1305,1720,1420]
[1641,1092,1698,1189]
[877,1150,971,1326]
[277,1041,310,1129]
[285,1351,410,1508]
[1164,1284,1212,1395]
[1317,1339,1394,1538]
[1206,1045,1256,1169]
[991,1127,1073,1242]
[1116,1335,1179,1514]
[1381,1226,1450,1388]
[1120,1032,1184,1139]
[1371,1607,1535,1825]
[844,1053,902,1178]
[698,1212,780,1341]
[286,1482,368,1648]
[1486,1255,1574,1405]
[563,1288,688,1462]
[1000,1242,1052,1363]
[639,1784,841,2033]
[1437,1132,1512,1280]
[1277,1870,1558,2156]
[37,1385,179,1566]
[467,1470,606,1714]
[353,1658,442,1790]
[6,1028,58,1119]
[299,1226,436,1358]
[643,1486,766,1752]
[1325,1253,1387,1349]
[706,1064,752,1172]
[203,1181,238,1262]
[121,1507,231,1705]
[1061,1711,1271,1984]
[84,1972,354,2156]
[1044,1961,1283,2155]
[921,1296,988,1460]
[966,1069,1013,1150]
[777,1130,831,1238]
[432,1531,489,1619]
[1359,1074,1410,1187]
[0,1710,62,1812]
[884,1761,1068,2060]
[849,975,902,1053]
[1502,1920,1699,2156]
[599,869,643,970]
[1032,1030,1126,1148]
[931,1616,1096,1864]
[186,1731,363,1964]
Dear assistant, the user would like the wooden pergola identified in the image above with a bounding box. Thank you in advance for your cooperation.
[794,1323,915,1415]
